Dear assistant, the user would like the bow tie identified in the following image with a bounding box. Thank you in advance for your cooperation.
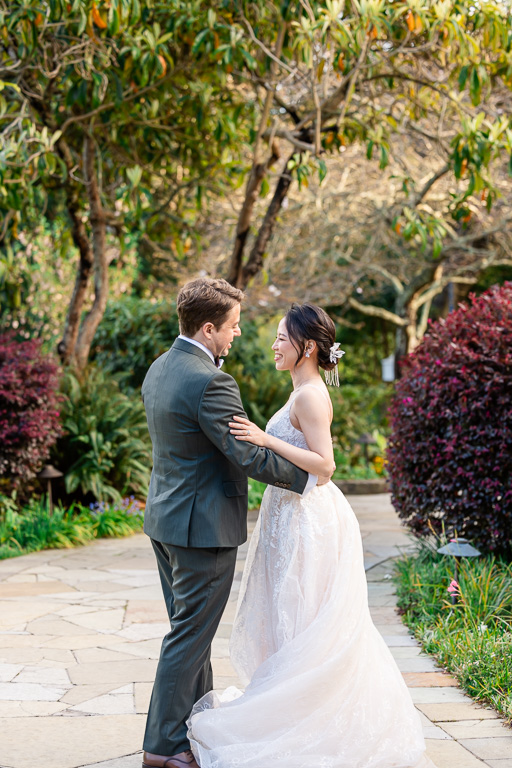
[214,357,224,369]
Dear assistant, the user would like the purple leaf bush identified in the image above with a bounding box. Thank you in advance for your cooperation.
[0,333,62,493]
[387,282,512,558]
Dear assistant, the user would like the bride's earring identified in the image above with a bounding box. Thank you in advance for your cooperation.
[305,348,311,358]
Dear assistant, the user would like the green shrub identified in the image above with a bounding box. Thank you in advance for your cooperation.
[0,494,144,559]
[88,497,144,538]
[330,383,391,452]
[388,283,512,557]
[90,303,392,480]
[52,367,151,502]
[394,539,512,720]
[0,496,94,554]
[91,297,179,391]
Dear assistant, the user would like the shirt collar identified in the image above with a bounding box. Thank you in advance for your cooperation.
[178,335,224,368]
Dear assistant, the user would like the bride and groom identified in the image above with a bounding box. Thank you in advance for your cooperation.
[140,277,433,768]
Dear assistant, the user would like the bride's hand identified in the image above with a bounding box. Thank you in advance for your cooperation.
[229,415,268,447]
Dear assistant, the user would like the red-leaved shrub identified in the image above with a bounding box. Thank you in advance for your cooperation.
[0,333,62,492]
[387,282,512,558]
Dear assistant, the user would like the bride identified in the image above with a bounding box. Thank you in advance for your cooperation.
[188,303,434,768]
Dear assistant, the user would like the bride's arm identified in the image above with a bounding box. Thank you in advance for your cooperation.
[229,388,334,476]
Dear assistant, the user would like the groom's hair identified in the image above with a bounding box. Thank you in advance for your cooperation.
[177,277,245,337]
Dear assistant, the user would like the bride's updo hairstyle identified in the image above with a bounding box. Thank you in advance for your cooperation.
[285,303,337,372]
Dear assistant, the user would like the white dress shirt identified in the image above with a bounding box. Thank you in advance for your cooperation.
[178,334,223,367]
[178,335,317,496]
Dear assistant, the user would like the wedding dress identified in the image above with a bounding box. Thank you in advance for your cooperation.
[188,389,434,768]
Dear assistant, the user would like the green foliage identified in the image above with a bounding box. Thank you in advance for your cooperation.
[92,307,392,480]
[0,493,143,560]
[248,479,266,510]
[188,0,512,251]
[88,497,144,538]
[331,384,391,452]
[394,540,512,720]
[0,496,94,555]
[0,0,254,364]
[53,367,151,502]
[420,626,512,721]
[91,297,179,390]
[332,436,386,481]
[0,0,251,238]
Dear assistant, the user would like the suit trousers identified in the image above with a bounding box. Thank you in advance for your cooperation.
[143,539,238,755]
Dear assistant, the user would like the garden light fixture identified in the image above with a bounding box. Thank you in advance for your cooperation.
[437,537,481,605]
[37,464,63,515]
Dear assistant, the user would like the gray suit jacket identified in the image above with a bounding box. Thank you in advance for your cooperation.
[141,338,308,547]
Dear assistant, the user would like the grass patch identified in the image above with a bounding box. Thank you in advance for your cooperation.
[0,495,144,559]
[394,538,512,722]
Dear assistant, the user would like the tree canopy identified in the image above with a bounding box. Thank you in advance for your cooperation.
[2,0,512,368]
[212,0,512,288]
[0,0,252,366]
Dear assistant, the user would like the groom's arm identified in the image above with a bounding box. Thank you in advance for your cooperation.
[198,371,308,495]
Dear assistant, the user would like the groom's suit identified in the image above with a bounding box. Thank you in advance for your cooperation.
[141,337,308,755]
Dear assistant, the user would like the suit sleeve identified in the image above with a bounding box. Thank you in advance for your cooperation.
[198,371,308,495]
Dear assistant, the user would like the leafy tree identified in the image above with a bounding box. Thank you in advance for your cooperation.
[187,1,512,290]
[0,0,250,368]
[249,129,512,365]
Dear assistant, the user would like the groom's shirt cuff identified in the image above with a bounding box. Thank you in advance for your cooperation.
[302,473,317,496]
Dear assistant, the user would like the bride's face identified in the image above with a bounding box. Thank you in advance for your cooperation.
[272,318,300,371]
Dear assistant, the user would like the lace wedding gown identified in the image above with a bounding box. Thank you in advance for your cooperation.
[188,392,434,768]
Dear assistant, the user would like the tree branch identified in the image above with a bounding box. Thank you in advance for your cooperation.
[410,163,450,208]
[347,296,408,326]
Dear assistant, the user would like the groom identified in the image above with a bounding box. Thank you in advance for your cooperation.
[141,278,319,768]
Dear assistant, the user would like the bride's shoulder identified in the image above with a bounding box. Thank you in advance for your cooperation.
[293,385,331,414]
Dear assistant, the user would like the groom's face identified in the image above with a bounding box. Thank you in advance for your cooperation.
[210,303,242,358]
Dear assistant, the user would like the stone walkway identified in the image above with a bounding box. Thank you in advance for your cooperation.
[0,494,510,768]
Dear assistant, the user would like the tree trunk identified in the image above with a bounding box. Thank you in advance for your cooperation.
[394,326,407,379]
[227,149,279,287]
[240,152,295,288]
[57,195,94,365]
[73,136,109,371]
[51,130,94,365]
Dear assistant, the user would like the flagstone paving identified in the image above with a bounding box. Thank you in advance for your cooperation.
[0,494,510,768]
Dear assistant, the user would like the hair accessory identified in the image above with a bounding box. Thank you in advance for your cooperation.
[325,343,345,387]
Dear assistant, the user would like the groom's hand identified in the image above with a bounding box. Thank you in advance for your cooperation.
[317,462,336,486]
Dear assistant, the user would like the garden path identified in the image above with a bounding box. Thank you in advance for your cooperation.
[0,494,510,768]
